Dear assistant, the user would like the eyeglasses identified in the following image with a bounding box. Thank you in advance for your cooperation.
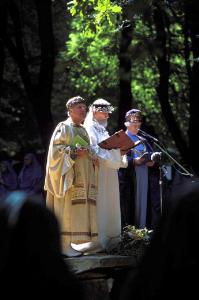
[130,119,142,123]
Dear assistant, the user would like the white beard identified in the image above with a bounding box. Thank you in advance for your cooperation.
[99,119,108,128]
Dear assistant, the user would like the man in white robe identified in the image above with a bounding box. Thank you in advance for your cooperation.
[44,96,98,257]
[84,99,127,250]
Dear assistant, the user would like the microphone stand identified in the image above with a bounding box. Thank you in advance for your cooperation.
[139,129,194,214]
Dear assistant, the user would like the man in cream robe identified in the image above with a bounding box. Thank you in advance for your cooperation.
[44,96,98,256]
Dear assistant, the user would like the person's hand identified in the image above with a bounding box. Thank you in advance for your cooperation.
[151,152,162,163]
[120,148,130,155]
[140,152,152,162]
[76,148,88,157]
[134,152,152,165]
[92,157,99,168]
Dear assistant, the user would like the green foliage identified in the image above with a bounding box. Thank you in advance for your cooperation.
[123,225,153,241]
[62,15,119,99]
[128,17,163,132]
[129,15,190,145]
[2,0,194,165]
[68,0,122,32]
[132,64,160,112]
[106,225,153,258]
[62,0,191,149]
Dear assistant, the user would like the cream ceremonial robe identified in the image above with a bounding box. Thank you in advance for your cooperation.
[44,119,98,251]
[84,119,127,248]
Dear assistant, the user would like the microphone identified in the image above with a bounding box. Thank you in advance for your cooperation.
[151,152,162,162]
[138,129,159,142]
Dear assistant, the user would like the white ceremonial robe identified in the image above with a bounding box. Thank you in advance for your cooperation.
[84,119,127,248]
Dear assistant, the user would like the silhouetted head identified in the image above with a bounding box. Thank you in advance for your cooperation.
[0,191,85,297]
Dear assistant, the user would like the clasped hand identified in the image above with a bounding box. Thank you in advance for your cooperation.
[134,151,162,166]
[76,148,88,157]
[151,152,162,163]
[92,157,99,168]
[139,151,162,163]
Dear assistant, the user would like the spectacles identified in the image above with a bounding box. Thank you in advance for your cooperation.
[130,119,142,123]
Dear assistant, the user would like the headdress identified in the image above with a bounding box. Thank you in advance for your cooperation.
[66,96,86,109]
[124,109,142,126]
[91,99,115,113]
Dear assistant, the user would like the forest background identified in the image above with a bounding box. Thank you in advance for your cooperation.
[0,0,199,176]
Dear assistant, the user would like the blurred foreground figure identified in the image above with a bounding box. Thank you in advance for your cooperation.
[119,179,199,300]
[0,160,18,201]
[0,191,85,299]
[18,153,44,204]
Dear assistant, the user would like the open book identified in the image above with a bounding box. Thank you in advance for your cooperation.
[98,129,141,151]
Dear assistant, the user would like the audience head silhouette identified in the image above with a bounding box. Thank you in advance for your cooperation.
[120,180,199,300]
[0,191,85,298]
[18,153,43,190]
[17,153,44,204]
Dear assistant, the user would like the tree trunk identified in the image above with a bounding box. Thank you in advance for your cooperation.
[4,0,55,150]
[117,20,134,131]
[154,3,189,165]
[0,2,7,93]
[184,0,199,175]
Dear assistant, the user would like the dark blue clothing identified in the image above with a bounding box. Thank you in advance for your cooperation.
[0,160,18,201]
[119,132,160,230]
